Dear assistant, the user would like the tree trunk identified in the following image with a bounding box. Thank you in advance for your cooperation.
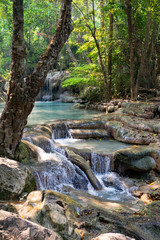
[66,43,78,66]
[135,11,152,96]
[156,43,160,79]
[0,0,73,158]
[91,0,110,101]
[108,7,114,94]
[125,0,136,100]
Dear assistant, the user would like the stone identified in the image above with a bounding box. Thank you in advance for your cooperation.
[102,172,124,191]
[108,105,115,113]
[15,140,38,163]
[0,210,62,240]
[31,135,54,153]
[92,233,135,240]
[66,148,102,190]
[114,147,156,173]
[105,120,159,145]
[69,129,108,139]
[0,158,35,200]
[17,190,81,240]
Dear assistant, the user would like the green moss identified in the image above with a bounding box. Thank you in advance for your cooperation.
[15,141,37,164]
[23,173,35,194]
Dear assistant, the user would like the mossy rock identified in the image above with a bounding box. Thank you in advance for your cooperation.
[15,141,38,164]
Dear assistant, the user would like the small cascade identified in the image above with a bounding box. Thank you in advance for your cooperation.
[91,152,110,174]
[52,123,72,139]
[65,123,72,138]
[32,151,75,191]
[42,72,53,101]
[30,143,88,192]
[24,124,135,202]
[88,151,134,201]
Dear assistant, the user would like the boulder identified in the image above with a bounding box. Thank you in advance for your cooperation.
[92,233,135,240]
[107,105,115,113]
[0,210,62,240]
[114,146,157,173]
[102,172,125,191]
[31,135,54,153]
[0,158,35,200]
[17,190,81,239]
[15,140,38,163]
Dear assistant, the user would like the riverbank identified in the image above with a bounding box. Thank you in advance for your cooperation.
[0,100,160,239]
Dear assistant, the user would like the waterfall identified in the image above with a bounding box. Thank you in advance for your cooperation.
[91,153,110,174]
[52,123,72,139]
[30,142,88,192]
[42,73,53,101]
[88,151,134,201]
[24,124,135,202]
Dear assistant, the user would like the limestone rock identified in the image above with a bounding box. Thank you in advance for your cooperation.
[31,135,54,153]
[102,172,124,191]
[92,233,135,240]
[15,140,38,163]
[114,146,156,173]
[0,158,35,200]
[17,190,80,240]
[0,210,62,240]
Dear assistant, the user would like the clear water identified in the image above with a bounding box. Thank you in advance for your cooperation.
[28,101,102,125]
[55,138,132,154]
[0,101,134,202]
[0,101,102,125]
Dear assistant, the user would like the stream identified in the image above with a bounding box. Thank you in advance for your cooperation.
[0,101,135,202]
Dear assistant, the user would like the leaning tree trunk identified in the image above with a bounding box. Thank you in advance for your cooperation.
[0,0,73,158]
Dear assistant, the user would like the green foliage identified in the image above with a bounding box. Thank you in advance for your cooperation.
[0,0,159,100]
[62,64,105,101]
[62,64,103,88]
[80,86,104,102]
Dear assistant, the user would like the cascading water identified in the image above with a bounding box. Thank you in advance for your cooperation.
[42,73,53,101]
[25,124,134,202]
[88,152,133,201]
[91,152,110,174]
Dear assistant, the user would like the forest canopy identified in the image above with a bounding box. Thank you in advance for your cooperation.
[0,0,160,101]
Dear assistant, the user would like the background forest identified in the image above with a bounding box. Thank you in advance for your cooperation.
[0,0,160,101]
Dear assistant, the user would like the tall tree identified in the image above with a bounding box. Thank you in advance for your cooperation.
[0,0,73,158]
[123,0,160,99]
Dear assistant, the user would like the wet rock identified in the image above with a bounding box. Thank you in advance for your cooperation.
[0,203,18,214]
[149,143,160,171]
[67,120,105,129]
[0,158,35,200]
[121,101,157,119]
[66,148,102,190]
[31,135,54,153]
[69,129,109,139]
[114,147,156,173]
[0,210,62,240]
[102,172,124,191]
[92,233,135,240]
[113,115,160,133]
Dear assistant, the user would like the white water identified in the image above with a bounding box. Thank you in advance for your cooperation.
[0,100,135,201]
[27,134,134,202]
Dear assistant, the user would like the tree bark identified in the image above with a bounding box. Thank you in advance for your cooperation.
[0,0,73,158]
[135,11,152,96]
[125,0,136,100]
[66,43,78,66]
[108,3,114,94]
